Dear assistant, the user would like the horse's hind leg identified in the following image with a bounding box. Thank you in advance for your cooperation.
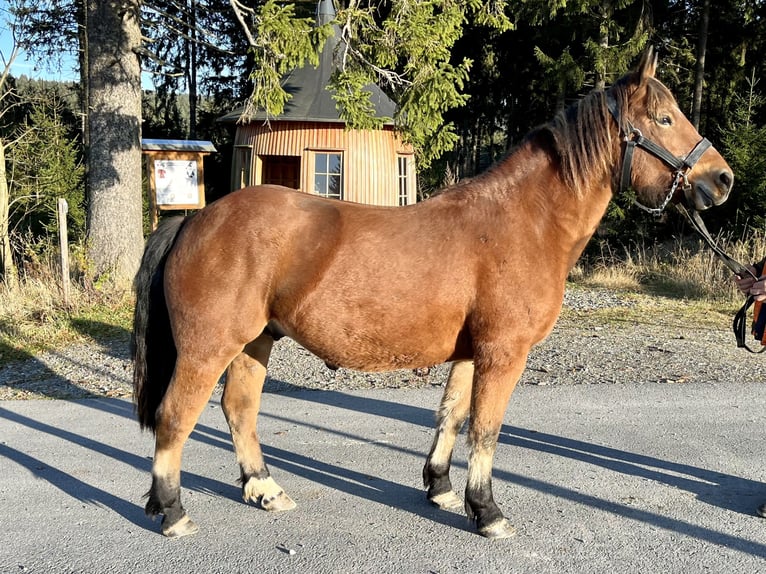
[147,350,238,538]
[423,360,473,510]
[222,334,296,512]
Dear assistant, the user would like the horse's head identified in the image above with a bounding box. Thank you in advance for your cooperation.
[611,47,733,212]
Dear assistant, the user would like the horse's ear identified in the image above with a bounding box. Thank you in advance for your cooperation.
[635,46,658,81]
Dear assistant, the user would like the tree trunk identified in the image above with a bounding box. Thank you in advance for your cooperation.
[0,141,18,288]
[692,0,710,130]
[188,0,198,139]
[85,0,145,288]
[595,0,612,91]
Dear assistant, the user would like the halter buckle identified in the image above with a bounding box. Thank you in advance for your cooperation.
[627,126,642,141]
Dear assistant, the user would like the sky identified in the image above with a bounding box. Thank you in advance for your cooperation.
[0,3,153,88]
[0,2,79,83]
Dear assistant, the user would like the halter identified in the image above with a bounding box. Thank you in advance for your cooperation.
[606,90,712,216]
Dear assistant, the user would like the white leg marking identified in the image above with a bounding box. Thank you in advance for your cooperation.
[243,476,297,511]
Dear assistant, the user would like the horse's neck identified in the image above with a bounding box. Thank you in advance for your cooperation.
[464,141,615,272]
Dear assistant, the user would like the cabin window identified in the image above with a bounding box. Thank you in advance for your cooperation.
[313,152,343,200]
[397,155,413,206]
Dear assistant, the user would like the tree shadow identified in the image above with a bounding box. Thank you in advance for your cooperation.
[0,318,97,399]
[0,441,151,531]
[68,317,131,360]
[0,402,240,528]
[0,318,132,399]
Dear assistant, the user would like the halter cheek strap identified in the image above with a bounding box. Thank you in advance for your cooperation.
[606,91,711,216]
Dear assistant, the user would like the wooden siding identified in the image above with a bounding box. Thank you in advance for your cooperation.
[232,121,416,206]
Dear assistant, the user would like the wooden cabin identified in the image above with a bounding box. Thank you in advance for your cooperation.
[219,0,417,206]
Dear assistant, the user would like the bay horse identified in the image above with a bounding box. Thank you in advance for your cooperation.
[132,48,733,539]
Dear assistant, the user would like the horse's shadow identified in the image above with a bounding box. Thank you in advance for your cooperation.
[276,386,764,515]
[2,381,764,555]
[245,384,766,556]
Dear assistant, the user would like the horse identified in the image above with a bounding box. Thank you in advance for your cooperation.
[132,47,733,539]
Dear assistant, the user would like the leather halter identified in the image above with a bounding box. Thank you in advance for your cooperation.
[605,90,712,216]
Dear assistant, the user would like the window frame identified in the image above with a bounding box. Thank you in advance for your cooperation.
[397,154,413,206]
[312,150,344,200]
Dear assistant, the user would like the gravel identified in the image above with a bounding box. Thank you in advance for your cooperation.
[1,288,763,401]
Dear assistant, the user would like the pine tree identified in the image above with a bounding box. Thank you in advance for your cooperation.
[8,101,85,239]
[530,0,649,96]
[717,70,766,230]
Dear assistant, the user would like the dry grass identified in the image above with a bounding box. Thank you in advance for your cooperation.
[572,230,766,304]
[0,268,133,363]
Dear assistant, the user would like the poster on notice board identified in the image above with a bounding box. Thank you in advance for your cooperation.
[154,159,200,206]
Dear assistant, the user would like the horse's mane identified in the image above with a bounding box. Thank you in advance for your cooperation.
[541,82,626,197]
[438,72,675,199]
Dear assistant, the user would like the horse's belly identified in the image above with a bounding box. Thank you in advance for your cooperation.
[274,311,467,372]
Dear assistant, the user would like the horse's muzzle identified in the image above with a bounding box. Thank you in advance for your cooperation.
[688,168,734,210]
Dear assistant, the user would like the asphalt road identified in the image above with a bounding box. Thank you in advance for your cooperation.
[1,382,765,573]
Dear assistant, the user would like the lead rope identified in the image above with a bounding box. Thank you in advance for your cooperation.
[676,204,765,353]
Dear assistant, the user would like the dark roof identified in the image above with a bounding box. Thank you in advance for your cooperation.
[219,0,396,125]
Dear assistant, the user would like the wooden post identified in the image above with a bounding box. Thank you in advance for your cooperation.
[146,155,159,231]
[57,198,70,307]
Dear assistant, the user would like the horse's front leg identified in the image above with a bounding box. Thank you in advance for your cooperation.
[222,334,296,512]
[423,360,473,509]
[465,346,528,539]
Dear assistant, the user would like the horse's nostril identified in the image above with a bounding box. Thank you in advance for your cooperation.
[719,170,733,190]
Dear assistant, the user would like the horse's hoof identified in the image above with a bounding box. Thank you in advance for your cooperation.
[161,514,199,538]
[243,476,296,512]
[429,491,463,510]
[479,518,517,540]
[261,491,297,512]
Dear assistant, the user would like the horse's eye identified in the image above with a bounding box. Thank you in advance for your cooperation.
[658,115,673,126]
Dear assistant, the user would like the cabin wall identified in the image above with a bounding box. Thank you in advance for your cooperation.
[232,121,416,206]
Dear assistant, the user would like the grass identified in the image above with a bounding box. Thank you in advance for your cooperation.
[0,274,133,364]
[1,231,764,364]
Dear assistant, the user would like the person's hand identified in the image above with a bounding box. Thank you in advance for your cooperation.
[734,265,758,294]
[734,265,766,301]
[751,277,766,302]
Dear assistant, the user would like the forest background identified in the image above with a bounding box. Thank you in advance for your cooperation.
[2,0,766,345]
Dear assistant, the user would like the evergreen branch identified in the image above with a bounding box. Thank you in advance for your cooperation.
[337,5,411,90]
[229,0,258,47]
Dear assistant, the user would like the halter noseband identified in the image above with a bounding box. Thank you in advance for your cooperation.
[606,90,712,216]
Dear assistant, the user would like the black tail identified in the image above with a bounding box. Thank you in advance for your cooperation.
[131,216,187,432]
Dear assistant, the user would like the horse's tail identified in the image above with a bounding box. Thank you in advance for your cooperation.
[131,216,188,432]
